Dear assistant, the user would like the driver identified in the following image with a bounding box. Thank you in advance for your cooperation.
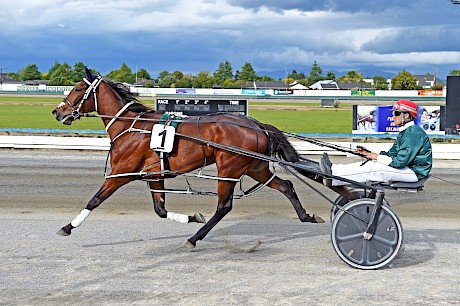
[320,99,432,186]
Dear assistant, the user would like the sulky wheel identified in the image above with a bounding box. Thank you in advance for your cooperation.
[331,198,403,270]
[331,188,389,222]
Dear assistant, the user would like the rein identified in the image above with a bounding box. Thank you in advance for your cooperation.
[82,112,369,159]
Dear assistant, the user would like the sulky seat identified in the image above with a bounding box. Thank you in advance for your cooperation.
[384,175,430,192]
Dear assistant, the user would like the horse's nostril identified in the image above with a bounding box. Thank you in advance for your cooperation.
[52,110,58,118]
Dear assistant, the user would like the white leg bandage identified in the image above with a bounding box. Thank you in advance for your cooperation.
[71,209,91,227]
[167,212,189,224]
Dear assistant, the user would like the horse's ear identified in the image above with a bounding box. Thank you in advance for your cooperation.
[85,67,96,82]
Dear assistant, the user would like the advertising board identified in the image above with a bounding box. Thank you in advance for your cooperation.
[352,105,444,135]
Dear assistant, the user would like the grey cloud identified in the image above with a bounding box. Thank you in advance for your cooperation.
[362,26,460,54]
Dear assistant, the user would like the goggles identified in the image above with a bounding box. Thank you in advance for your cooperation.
[393,111,402,116]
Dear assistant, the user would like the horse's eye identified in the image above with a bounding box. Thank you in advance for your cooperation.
[75,88,83,92]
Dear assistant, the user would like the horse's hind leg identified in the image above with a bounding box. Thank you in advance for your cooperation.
[184,180,236,248]
[147,181,206,223]
[57,177,130,236]
[247,164,324,223]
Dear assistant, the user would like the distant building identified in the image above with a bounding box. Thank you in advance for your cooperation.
[309,80,339,90]
[336,81,373,90]
[24,79,49,86]
[413,74,444,89]
[289,83,308,90]
[0,74,23,91]
[134,78,158,88]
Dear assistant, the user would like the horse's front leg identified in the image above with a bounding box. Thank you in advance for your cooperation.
[147,181,206,223]
[57,177,130,236]
[184,180,236,248]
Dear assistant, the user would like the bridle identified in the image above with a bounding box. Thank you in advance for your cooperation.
[61,75,135,132]
[62,76,103,121]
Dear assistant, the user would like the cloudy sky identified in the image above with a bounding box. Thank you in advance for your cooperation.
[1,0,459,79]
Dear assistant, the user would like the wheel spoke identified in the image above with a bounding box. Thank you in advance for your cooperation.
[336,232,363,242]
[362,239,371,265]
[371,233,398,247]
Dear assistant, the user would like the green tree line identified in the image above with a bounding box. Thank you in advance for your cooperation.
[5,60,451,90]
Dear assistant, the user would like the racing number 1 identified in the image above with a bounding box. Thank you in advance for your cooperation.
[150,124,175,153]
[157,129,167,149]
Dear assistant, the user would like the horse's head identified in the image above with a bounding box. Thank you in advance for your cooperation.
[52,68,102,125]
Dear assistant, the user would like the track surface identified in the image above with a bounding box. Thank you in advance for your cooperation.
[0,149,459,305]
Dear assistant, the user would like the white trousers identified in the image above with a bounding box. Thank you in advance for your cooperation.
[331,161,418,186]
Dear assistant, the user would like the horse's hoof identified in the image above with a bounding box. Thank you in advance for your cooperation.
[302,214,325,223]
[194,213,206,223]
[182,240,196,249]
[313,214,325,223]
[57,229,70,236]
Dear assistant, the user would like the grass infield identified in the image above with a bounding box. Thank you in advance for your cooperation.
[0,96,352,133]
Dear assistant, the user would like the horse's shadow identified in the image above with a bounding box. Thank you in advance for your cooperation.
[82,215,330,253]
[81,219,458,269]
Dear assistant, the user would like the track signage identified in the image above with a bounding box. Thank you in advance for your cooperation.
[155,99,248,116]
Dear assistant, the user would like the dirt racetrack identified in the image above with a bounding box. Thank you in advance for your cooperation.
[0,149,459,305]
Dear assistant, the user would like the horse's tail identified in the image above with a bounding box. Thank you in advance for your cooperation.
[263,124,300,162]
[263,124,317,179]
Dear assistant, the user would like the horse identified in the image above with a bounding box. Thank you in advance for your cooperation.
[52,68,330,248]
[357,110,376,129]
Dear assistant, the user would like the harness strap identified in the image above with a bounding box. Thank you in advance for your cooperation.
[82,76,103,112]
[105,101,135,132]
[239,171,276,198]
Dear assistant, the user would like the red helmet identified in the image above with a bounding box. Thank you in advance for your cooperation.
[392,99,418,118]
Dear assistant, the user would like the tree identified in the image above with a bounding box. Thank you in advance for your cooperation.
[7,72,20,80]
[158,72,176,88]
[449,69,460,76]
[373,76,389,90]
[136,68,151,80]
[105,69,118,80]
[175,74,193,88]
[48,62,71,85]
[304,61,327,86]
[238,62,257,81]
[391,70,418,90]
[289,70,305,80]
[47,61,61,80]
[106,63,135,83]
[21,64,41,80]
[325,71,336,80]
[281,77,295,85]
[71,62,86,83]
[117,63,135,84]
[309,61,322,77]
[158,70,170,81]
[193,71,214,88]
[172,70,184,81]
[256,75,275,81]
[213,61,233,85]
[221,78,238,89]
[337,70,363,83]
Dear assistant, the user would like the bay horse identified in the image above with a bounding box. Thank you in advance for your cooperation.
[52,68,327,248]
[357,110,376,129]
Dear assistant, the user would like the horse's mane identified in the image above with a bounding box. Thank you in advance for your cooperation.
[103,78,154,113]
